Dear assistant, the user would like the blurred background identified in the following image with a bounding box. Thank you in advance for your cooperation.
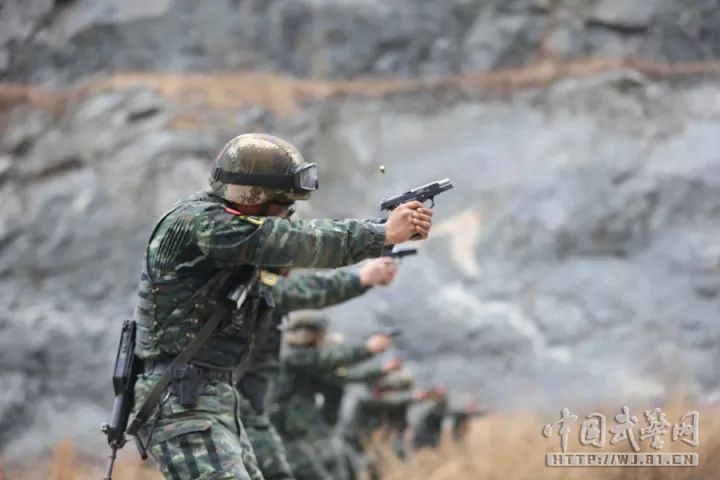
[2,0,720,478]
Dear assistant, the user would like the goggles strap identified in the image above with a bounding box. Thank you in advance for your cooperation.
[212,168,297,189]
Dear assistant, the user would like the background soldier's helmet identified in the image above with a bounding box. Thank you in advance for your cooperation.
[284,310,328,347]
[325,332,347,346]
[374,370,414,391]
[209,133,315,205]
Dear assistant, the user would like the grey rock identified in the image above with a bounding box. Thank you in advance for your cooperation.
[464,12,529,70]
[3,0,720,82]
[2,77,719,459]
[2,0,720,464]
[588,0,669,29]
[0,49,8,73]
[0,0,53,46]
[1,106,54,154]
[39,0,172,47]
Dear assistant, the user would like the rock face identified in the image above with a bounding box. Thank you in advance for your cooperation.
[3,0,720,83]
[1,0,720,460]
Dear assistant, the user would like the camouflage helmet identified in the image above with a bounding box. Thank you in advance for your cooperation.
[209,133,318,205]
[325,332,347,346]
[374,370,414,391]
[284,310,328,347]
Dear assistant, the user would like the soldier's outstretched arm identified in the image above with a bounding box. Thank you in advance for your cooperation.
[361,391,414,408]
[195,201,432,268]
[197,213,385,268]
[326,361,387,386]
[271,257,398,312]
[271,270,367,313]
[286,343,375,372]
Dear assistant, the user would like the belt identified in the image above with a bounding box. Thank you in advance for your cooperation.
[144,358,238,384]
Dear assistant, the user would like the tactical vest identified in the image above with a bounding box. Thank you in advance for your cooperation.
[133,194,273,369]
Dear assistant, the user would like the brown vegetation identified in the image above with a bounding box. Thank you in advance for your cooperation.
[4,442,160,480]
[380,405,720,480]
[97,57,720,118]
[3,405,718,480]
[2,56,720,129]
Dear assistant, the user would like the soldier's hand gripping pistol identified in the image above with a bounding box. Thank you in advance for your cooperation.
[380,179,453,240]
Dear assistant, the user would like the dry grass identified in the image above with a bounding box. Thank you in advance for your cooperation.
[2,56,720,128]
[4,440,160,480]
[380,404,720,480]
[95,56,720,117]
[3,405,718,480]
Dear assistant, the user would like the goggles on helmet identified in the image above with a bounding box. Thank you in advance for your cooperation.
[212,163,319,192]
[283,318,328,333]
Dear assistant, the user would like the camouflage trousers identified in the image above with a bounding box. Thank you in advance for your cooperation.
[238,395,295,480]
[135,375,264,480]
[283,434,354,480]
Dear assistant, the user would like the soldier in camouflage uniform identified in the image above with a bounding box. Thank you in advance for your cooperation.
[412,392,486,449]
[237,259,398,480]
[131,133,434,480]
[412,388,448,450]
[448,398,486,441]
[350,371,415,458]
[318,334,403,479]
[314,333,395,431]
[272,312,403,480]
[348,369,442,479]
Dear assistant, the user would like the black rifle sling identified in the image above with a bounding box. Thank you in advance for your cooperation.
[127,271,252,436]
[127,311,218,436]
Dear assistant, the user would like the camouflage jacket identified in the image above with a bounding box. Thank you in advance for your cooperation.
[413,397,449,449]
[316,361,386,427]
[352,389,415,439]
[449,408,485,440]
[272,342,376,438]
[237,269,370,414]
[133,190,386,367]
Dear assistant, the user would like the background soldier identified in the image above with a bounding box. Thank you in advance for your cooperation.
[412,388,449,450]
[348,370,443,478]
[238,258,398,480]
[448,399,486,441]
[316,332,398,431]
[412,393,487,450]
[131,133,433,480]
[272,311,403,480]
